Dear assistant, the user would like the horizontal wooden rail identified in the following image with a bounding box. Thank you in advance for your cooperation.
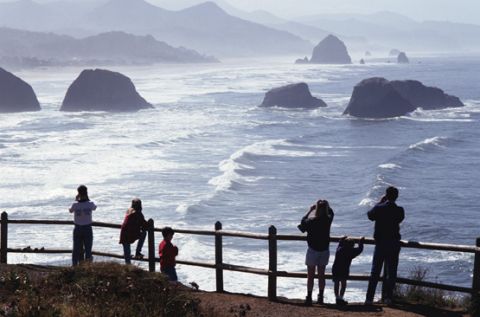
[7,219,479,253]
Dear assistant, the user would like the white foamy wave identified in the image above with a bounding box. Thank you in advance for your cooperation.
[408,136,448,151]
[378,163,401,169]
[359,197,375,207]
[208,139,315,192]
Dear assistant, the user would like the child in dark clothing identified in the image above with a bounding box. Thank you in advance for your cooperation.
[159,227,179,282]
[332,236,365,305]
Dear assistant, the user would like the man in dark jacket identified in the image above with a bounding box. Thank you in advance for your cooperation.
[365,186,405,305]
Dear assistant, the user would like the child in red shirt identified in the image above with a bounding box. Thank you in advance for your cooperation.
[158,227,178,281]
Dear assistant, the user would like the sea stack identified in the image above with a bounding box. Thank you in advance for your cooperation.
[309,35,352,64]
[295,57,309,64]
[0,67,40,113]
[397,52,409,64]
[343,77,415,118]
[61,69,153,112]
[390,80,464,109]
[260,82,327,109]
[360,58,366,65]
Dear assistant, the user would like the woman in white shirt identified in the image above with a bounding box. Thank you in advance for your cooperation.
[69,185,97,266]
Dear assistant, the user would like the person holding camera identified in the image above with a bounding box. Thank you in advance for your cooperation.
[69,185,97,266]
[298,199,334,306]
[365,186,405,305]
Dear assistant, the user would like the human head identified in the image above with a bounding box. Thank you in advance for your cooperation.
[385,186,399,202]
[76,185,89,202]
[131,198,142,212]
[162,226,174,241]
[315,199,329,218]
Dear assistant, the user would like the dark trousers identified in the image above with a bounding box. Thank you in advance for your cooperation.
[366,241,401,301]
[122,230,147,264]
[72,224,93,266]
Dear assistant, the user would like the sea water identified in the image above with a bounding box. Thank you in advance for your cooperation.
[1,56,479,302]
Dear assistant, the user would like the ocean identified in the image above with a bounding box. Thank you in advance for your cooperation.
[1,55,479,302]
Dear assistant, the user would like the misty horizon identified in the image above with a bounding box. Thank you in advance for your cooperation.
[0,0,478,25]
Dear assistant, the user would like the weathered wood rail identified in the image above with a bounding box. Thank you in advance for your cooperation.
[1,211,479,300]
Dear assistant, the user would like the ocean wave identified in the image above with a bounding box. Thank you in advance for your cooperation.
[408,136,448,151]
[378,163,401,169]
[208,139,315,192]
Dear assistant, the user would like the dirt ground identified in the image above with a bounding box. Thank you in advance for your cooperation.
[193,291,469,317]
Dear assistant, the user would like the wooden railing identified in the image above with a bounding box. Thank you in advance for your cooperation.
[1,211,479,300]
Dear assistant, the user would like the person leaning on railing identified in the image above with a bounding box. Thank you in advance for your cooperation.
[69,185,97,266]
[119,198,148,264]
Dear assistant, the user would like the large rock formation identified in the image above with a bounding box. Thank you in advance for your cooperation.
[343,78,416,118]
[397,52,409,64]
[390,80,465,109]
[344,77,465,118]
[260,83,327,109]
[61,69,153,112]
[0,67,40,112]
[309,35,352,64]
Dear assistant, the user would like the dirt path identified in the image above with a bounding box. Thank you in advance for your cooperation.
[194,291,468,317]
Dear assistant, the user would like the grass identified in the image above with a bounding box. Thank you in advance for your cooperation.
[0,262,200,317]
[395,266,466,309]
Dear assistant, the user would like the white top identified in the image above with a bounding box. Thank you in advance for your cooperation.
[69,201,97,225]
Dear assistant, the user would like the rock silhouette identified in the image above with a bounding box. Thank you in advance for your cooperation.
[0,67,40,113]
[343,77,415,118]
[390,80,464,109]
[295,57,309,64]
[260,83,327,109]
[397,52,409,64]
[309,35,352,64]
[61,69,153,112]
[344,77,464,118]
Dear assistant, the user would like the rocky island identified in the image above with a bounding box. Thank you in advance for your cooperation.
[0,67,40,112]
[343,77,464,118]
[260,83,327,109]
[296,35,352,65]
[60,69,153,112]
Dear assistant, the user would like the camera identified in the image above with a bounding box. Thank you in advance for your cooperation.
[297,222,307,233]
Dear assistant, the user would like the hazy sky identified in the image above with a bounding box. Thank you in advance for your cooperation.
[150,0,480,24]
[2,0,479,25]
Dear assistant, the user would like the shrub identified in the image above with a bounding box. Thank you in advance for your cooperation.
[395,266,463,309]
[0,263,199,317]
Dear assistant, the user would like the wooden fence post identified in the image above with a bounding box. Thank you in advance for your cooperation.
[472,237,480,293]
[215,221,223,292]
[1,212,8,264]
[268,225,277,301]
[147,219,155,272]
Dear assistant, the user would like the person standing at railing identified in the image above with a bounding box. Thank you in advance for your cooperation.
[365,186,405,305]
[119,198,148,264]
[69,185,97,266]
[159,227,178,282]
[298,199,334,306]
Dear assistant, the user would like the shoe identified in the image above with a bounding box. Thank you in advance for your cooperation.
[336,298,348,306]
[364,300,373,306]
[134,252,144,259]
[304,296,312,306]
[317,294,324,305]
